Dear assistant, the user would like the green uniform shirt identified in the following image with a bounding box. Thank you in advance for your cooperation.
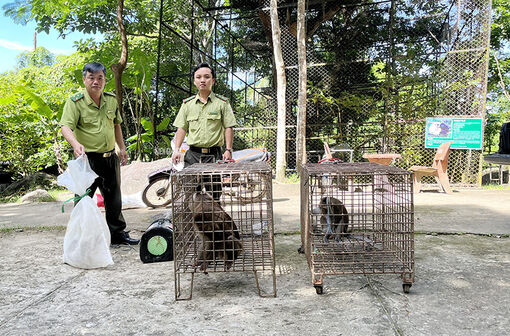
[173,92,236,147]
[60,89,122,153]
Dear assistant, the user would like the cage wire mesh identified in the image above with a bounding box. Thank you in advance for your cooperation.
[155,0,491,185]
[301,162,414,294]
[171,162,276,300]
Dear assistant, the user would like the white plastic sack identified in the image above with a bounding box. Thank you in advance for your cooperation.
[122,191,147,209]
[171,136,186,171]
[57,155,113,269]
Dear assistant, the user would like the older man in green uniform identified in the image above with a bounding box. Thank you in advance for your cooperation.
[60,62,139,245]
[171,63,237,200]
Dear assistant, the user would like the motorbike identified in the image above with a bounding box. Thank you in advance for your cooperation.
[141,148,271,208]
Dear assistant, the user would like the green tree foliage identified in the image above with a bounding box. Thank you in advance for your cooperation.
[2,0,508,179]
[17,46,55,69]
[0,53,87,177]
[490,0,510,52]
[2,0,209,171]
[486,0,510,151]
[75,36,164,158]
[2,0,170,162]
[126,117,172,160]
[3,0,158,37]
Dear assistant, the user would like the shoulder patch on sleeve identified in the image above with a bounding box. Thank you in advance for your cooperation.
[104,92,116,97]
[70,93,84,102]
[215,94,229,103]
[183,96,195,103]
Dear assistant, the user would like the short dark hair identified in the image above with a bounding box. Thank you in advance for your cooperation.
[192,63,216,79]
[82,62,106,77]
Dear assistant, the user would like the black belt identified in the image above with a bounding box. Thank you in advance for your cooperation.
[189,146,221,154]
[86,149,115,158]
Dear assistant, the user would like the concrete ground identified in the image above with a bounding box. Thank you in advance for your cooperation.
[1,183,510,335]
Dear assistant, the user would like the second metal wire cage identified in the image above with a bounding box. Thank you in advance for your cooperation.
[301,162,415,294]
[171,161,276,300]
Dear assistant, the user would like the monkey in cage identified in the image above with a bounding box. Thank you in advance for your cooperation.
[191,192,243,272]
[313,196,350,243]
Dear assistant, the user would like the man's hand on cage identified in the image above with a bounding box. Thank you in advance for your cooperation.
[223,149,232,161]
[172,151,181,165]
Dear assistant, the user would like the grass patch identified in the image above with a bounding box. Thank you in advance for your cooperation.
[482,184,510,190]
[0,225,67,233]
[0,188,71,204]
[0,195,21,204]
[48,189,73,201]
[284,173,300,184]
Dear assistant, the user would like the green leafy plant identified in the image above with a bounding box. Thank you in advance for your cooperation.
[126,116,173,160]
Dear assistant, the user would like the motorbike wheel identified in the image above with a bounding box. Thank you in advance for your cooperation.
[142,176,172,208]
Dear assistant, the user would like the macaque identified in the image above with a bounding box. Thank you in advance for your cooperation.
[191,192,243,272]
[313,196,349,243]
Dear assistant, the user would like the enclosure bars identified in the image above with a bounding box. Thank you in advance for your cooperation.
[155,1,492,184]
[154,0,270,109]
[194,1,270,100]
[154,0,277,163]
[153,0,164,153]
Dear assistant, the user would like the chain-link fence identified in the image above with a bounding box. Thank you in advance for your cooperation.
[156,0,492,184]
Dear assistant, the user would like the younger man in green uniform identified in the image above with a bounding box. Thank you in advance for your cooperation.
[60,62,138,245]
[171,63,237,200]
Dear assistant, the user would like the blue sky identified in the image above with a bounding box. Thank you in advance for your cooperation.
[0,12,101,73]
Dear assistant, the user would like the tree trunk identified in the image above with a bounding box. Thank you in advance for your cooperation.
[110,0,128,134]
[270,0,287,182]
[296,0,307,175]
[54,137,64,174]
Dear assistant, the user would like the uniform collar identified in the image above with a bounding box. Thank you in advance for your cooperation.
[194,91,215,104]
[83,89,106,108]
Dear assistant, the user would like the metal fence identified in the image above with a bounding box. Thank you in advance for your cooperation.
[155,0,492,184]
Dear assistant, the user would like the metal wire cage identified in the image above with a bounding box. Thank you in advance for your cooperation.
[171,161,276,300]
[301,162,414,294]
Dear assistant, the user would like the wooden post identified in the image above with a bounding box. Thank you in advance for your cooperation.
[270,0,287,182]
[296,0,307,175]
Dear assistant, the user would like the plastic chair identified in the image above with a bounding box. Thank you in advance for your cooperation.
[410,141,453,194]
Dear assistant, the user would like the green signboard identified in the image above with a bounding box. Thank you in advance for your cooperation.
[425,117,483,150]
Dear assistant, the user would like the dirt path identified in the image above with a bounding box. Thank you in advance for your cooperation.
[1,185,510,335]
[0,231,509,335]
[2,185,510,236]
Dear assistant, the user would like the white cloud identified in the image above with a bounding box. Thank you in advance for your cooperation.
[0,39,32,51]
[0,39,74,55]
[48,47,74,55]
